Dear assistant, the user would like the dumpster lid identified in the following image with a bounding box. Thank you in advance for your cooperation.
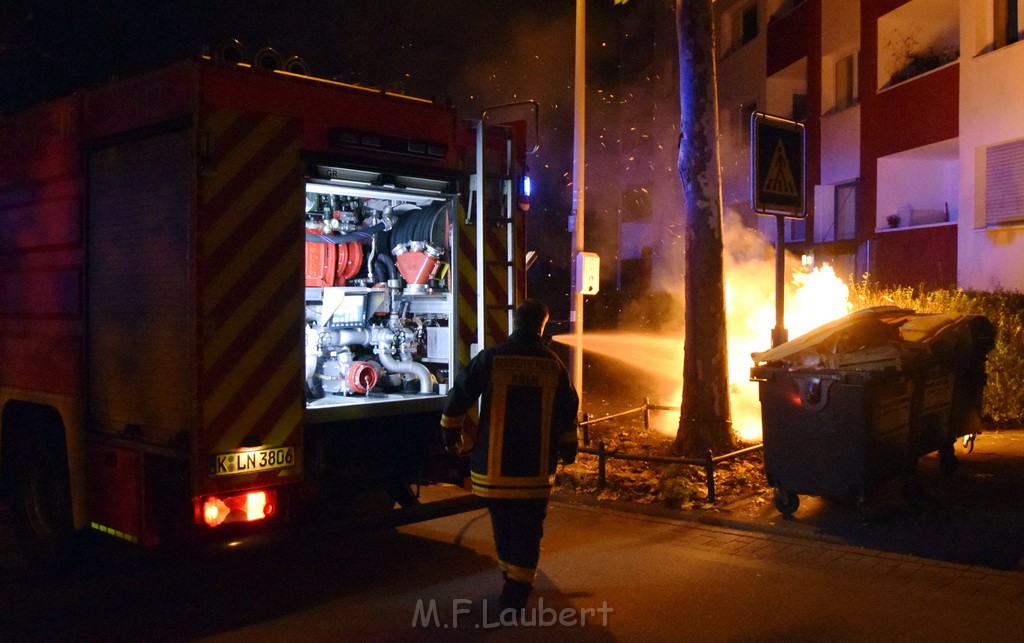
[751,307,921,371]
[751,306,994,372]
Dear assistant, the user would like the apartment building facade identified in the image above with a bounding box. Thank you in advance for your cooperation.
[715,0,1024,291]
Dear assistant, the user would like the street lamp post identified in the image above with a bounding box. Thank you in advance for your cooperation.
[570,0,586,399]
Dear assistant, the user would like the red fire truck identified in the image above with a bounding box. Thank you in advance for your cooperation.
[0,56,532,561]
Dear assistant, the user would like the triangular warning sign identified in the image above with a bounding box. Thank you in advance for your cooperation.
[762,141,798,197]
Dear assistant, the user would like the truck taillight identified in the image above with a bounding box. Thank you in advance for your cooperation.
[201,489,277,527]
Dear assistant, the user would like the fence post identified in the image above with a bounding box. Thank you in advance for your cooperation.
[643,397,650,431]
[704,449,716,503]
[582,413,590,446]
[597,441,607,489]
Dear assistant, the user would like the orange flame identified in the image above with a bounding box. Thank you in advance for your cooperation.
[726,263,851,441]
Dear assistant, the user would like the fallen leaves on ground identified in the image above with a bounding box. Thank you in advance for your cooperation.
[555,411,772,513]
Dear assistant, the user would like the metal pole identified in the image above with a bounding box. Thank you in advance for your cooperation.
[570,0,586,398]
[476,122,487,353]
[772,214,788,347]
[704,449,716,503]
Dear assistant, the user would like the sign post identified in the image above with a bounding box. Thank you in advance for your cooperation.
[751,112,806,347]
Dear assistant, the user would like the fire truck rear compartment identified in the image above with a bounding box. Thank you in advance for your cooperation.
[301,173,458,417]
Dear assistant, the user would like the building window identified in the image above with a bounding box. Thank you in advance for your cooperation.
[834,53,857,111]
[985,138,1024,226]
[792,94,808,122]
[741,4,759,45]
[787,218,806,243]
[995,0,1021,49]
[726,2,759,53]
[834,181,858,240]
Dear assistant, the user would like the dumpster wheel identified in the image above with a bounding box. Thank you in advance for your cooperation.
[773,488,799,516]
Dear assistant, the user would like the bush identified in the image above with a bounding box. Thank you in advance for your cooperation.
[848,282,1024,423]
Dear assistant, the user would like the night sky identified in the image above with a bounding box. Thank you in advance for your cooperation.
[0,0,680,321]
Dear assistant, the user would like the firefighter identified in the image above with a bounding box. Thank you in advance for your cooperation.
[441,299,579,612]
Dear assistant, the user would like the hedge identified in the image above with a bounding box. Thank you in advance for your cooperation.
[848,283,1024,424]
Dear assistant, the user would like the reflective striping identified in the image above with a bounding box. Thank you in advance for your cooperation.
[202,144,300,265]
[456,220,478,363]
[198,107,304,478]
[487,380,507,477]
[504,562,538,583]
[203,296,298,408]
[480,204,512,345]
[202,161,303,310]
[90,522,139,544]
[203,290,301,424]
[455,208,511,354]
[202,114,296,216]
[203,237,302,369]
[208,358,304,453]
[441,413,465,429]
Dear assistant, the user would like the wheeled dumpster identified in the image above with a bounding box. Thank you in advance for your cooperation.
[899,312,995,470]
[751,307,994,516]
[751,363,914,515]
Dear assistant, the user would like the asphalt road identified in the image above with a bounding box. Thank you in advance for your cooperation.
[2,427,1023,641]
[3,493,1024,642]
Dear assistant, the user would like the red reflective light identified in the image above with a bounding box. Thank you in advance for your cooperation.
[201,489,277,527]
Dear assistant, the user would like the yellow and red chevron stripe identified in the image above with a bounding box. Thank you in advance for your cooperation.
[196,107,305,493]
[455,211,477,365]
[455,203,512,362]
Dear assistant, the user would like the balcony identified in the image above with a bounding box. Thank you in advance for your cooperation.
[877,0,959,90]
[875,138,959,233]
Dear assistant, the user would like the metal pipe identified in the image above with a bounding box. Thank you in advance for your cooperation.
[376,342,433,394]
[573,440,767,505]
[704,450,716,503]
[773,214,788,347]
[577,448,705,467]
[647,404,679,412]
[711,443,764,464]
[577,406,646,427]
[476,120,486,354]
[333,329,373,346]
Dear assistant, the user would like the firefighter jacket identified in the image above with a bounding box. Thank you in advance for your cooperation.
[441,329,579,499]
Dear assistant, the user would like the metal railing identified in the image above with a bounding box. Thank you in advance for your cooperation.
[575,398,763,503]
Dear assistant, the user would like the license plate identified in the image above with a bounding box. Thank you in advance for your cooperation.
[209,447,296,476]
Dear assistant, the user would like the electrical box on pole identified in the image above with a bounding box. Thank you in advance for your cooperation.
[575,251,600,295]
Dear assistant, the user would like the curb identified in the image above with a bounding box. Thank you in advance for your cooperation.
[550,491,1024,583]
[550,489,846,545]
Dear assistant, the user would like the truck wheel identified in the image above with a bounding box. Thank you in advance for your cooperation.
[11,442,75,566]
[773,488,799,516]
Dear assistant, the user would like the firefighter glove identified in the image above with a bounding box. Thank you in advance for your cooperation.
[441,426,461,454]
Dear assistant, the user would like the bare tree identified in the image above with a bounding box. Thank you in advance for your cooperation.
[673,0,735,457]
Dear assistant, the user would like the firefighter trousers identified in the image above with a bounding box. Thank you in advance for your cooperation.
[486,497,548,607]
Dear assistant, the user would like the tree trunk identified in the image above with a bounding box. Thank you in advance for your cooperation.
[673,0,735,457]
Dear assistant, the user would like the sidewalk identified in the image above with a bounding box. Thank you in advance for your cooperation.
[555,428,1024,572]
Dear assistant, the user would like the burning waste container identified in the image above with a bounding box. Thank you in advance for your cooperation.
[750,306,994,516]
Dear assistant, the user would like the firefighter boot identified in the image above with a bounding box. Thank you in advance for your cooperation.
[498,579,532,611]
